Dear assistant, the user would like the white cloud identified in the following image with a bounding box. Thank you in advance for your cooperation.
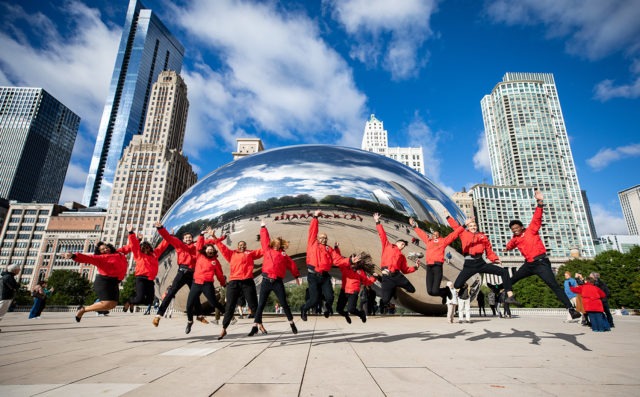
[173,0,368,157]
[591,203,628,236]
[404,113,454,195]
[484,0,640,101]
[63,162,89,186]
[473,132,492,174]
[325,0,439,80]
[586,143,640,170]
[59,185,86,205]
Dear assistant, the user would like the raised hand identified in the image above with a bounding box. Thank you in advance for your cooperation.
[373,213,381,222]
[154,221,163,228]
[408,217,416,227]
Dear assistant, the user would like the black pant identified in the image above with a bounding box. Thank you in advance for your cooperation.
[426,263,449,297]
[454,258,512,292]
[254,276,293,324]
[380,272,415,307]
[336,290,365,319]
[222,279,258,328]
[510,257,572,308]
[302,270,334,314]
[129,276,155,305]
[157,266,202,316]
[602,299,614,326]
[186,282,225,322]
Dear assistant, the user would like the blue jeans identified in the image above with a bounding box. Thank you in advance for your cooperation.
[29,298,44,318]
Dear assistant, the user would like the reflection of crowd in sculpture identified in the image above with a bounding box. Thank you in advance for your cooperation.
[55,190,612,336]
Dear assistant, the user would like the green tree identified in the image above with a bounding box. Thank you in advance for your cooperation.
[120,273,136,304]
[512,276,563,308]
[46,270,92,306]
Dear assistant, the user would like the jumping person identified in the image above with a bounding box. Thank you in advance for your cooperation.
[409,217,470,302]
[60,242,127,322]
[122,225,169,314]
[446,216,518,305]
[210,227,263,340]
[152,222,206,327]
[249,220,301,336]
[185,230,228,335]
[301,210,358,321]
[373,213,418,312]
[506,190,581,320]
[336,252,377,324]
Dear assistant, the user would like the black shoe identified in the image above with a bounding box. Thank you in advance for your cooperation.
[218,329,227,340]
[75,306,85,323]
[290,323,298,334]
[359,312,367,323]
[123,302,130,313]
[568,308,581,320]
[300,305,308,321]
[248,325,259,336]
[504,296,522,306]
[129,304,134,313]
[185,321,193,334]
[323,311,330,318]
[344,314,352,324]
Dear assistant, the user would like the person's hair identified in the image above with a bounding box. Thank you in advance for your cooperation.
[353,251,375,275]
[140,241,153,253]
[509,220,523,228]
[199,244,217,257]
[564,271,571,276]
[396,239,408,246]
[94,242,116,255]
[586,276,596,284]
[182,232,193,239]
[270,237,289,249]
[7,264,19,273]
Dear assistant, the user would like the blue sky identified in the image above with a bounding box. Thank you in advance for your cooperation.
[0,0,638,236]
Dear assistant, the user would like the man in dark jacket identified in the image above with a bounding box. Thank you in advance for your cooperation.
[0,264,21,331]
[591,272,614,328]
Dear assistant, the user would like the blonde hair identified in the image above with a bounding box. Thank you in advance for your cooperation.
[270,237,289,250]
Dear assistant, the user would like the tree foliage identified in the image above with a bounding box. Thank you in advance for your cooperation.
[120,273,136,304]
[46,270,93,306]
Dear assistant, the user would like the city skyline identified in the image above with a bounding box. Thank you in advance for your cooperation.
[0,1,638,237]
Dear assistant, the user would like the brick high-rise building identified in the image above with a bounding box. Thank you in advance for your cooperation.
[103,71,196,257]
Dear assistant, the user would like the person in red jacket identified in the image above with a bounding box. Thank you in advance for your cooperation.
[249,220,301,336]
[336,251,377,324]
[151,222,206,327]
[209,226,263,340]
[409,217,470,302]
[60,242,128,322]
[301,210,359,321]
[570,276,610,332]
[122,225,169,314]
[446,216,518,305]
[184,232,228,335]
[373,213,418,313]
[506,190,581,320]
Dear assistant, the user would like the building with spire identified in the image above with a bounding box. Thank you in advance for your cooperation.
[102,71,196,251]
[83,0,184,208]
[361,114,424,175]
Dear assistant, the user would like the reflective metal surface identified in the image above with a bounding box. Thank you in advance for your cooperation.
[155,145,467,315]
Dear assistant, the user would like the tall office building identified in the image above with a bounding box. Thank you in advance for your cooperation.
[619,184,640,235]
[103,71,196,250]
[83,0,184,208]
[480,73,595,258]
[361,114,425,175]
[0,87,80,203]
[232,138,264,160]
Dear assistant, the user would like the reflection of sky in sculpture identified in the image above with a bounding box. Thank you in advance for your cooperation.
[161,145,463,230]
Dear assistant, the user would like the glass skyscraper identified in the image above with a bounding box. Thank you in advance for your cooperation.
[83,0,184,208]
[0,87,80,203]
[480,73,595,258]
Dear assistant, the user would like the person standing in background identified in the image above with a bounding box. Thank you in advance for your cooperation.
[0,264,21,331]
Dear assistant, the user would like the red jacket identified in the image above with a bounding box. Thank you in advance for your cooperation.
[193,234,226,285]
[413,223,465,264]
[128,232,169,281]
[306,217,351,271]
[340,266,376,294]
[73,252,128,281]
[376,223,416,274]
[505,206,547,262]
[447,217,499,263]
[158,227,197,270]
[570,284,605,312]
[216,240,263,281]
[260,226,300,280]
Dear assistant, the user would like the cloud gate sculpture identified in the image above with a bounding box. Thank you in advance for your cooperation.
[154,144,467,315]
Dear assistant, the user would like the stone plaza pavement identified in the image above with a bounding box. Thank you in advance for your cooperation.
[0,311,638,397]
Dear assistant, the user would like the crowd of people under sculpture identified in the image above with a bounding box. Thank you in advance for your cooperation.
[8,190,614,336]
